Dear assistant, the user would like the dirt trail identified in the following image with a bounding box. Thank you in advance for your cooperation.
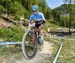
[15,41,53,63]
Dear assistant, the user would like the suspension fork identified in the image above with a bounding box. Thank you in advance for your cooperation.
[36,32,39,38]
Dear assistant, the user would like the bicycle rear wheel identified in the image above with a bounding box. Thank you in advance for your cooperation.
[22,30,37,59]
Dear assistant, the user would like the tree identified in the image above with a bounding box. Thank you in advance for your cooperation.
[0,0,51,20]
[0,5,5,14]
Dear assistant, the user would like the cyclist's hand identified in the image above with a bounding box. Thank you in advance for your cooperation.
[29,21,35,27]
[30,20,35,24]
[39,19,45,23]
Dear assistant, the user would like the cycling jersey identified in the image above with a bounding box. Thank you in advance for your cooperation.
[30,12,45,22]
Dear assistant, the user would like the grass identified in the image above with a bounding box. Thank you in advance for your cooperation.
[44,21,73,33]
[47,35,75,63]
[0,45,23,63]
[45,36,61,63]
[57,37,75,63]
[0,25,24,41]
[44,21,60,31]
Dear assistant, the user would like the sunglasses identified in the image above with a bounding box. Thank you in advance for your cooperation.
[33,10,37,12]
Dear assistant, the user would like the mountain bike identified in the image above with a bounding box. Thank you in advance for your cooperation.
[22,21,45,59]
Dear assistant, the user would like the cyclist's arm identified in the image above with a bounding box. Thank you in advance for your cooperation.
[30,14,33,23]
[41,13,45,21]
[41,13,46,23]
[29,16,34,30]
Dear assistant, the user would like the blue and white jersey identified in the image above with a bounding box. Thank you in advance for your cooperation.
[30,12,45,22]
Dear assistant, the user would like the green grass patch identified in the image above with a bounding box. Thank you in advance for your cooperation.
[45,36,75,63]
[47,36,75,63]
[0,26,24,41]
[57,37,75,63]
[44,21,60,31]
[0,45,22,63]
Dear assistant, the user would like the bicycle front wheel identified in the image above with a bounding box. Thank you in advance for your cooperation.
[22,30,37,59]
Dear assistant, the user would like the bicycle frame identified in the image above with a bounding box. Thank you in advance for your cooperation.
[36,32,39,38]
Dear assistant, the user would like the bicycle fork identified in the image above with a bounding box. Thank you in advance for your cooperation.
[36,32,39,38]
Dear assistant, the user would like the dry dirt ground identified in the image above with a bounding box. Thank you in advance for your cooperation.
[15,41,53,63]
[0,41,54,63]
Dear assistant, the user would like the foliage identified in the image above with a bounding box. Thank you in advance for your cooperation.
[0,26,24,41]
[57,37,75,63]
[0,0,51,20]
[51,4,75,28]
[0,5,5,14]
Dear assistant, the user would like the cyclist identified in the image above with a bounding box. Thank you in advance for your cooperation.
[29,5,46,44]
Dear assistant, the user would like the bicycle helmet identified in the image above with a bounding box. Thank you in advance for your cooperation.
[32,5,39,11]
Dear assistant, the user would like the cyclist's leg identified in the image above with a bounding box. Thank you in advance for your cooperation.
[37,25,44,51]
[39,24,45,36]
[35,21,44,42]
[37,24,45,45]
[35,23,44,51]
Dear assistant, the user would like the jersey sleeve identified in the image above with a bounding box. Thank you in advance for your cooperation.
[30,14,33,22]
[41,13,45,20]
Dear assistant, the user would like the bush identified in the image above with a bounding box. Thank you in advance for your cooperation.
[0,5,5,14]
[0,26,24,41]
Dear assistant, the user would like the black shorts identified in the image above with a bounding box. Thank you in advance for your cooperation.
[35,21,43,28]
